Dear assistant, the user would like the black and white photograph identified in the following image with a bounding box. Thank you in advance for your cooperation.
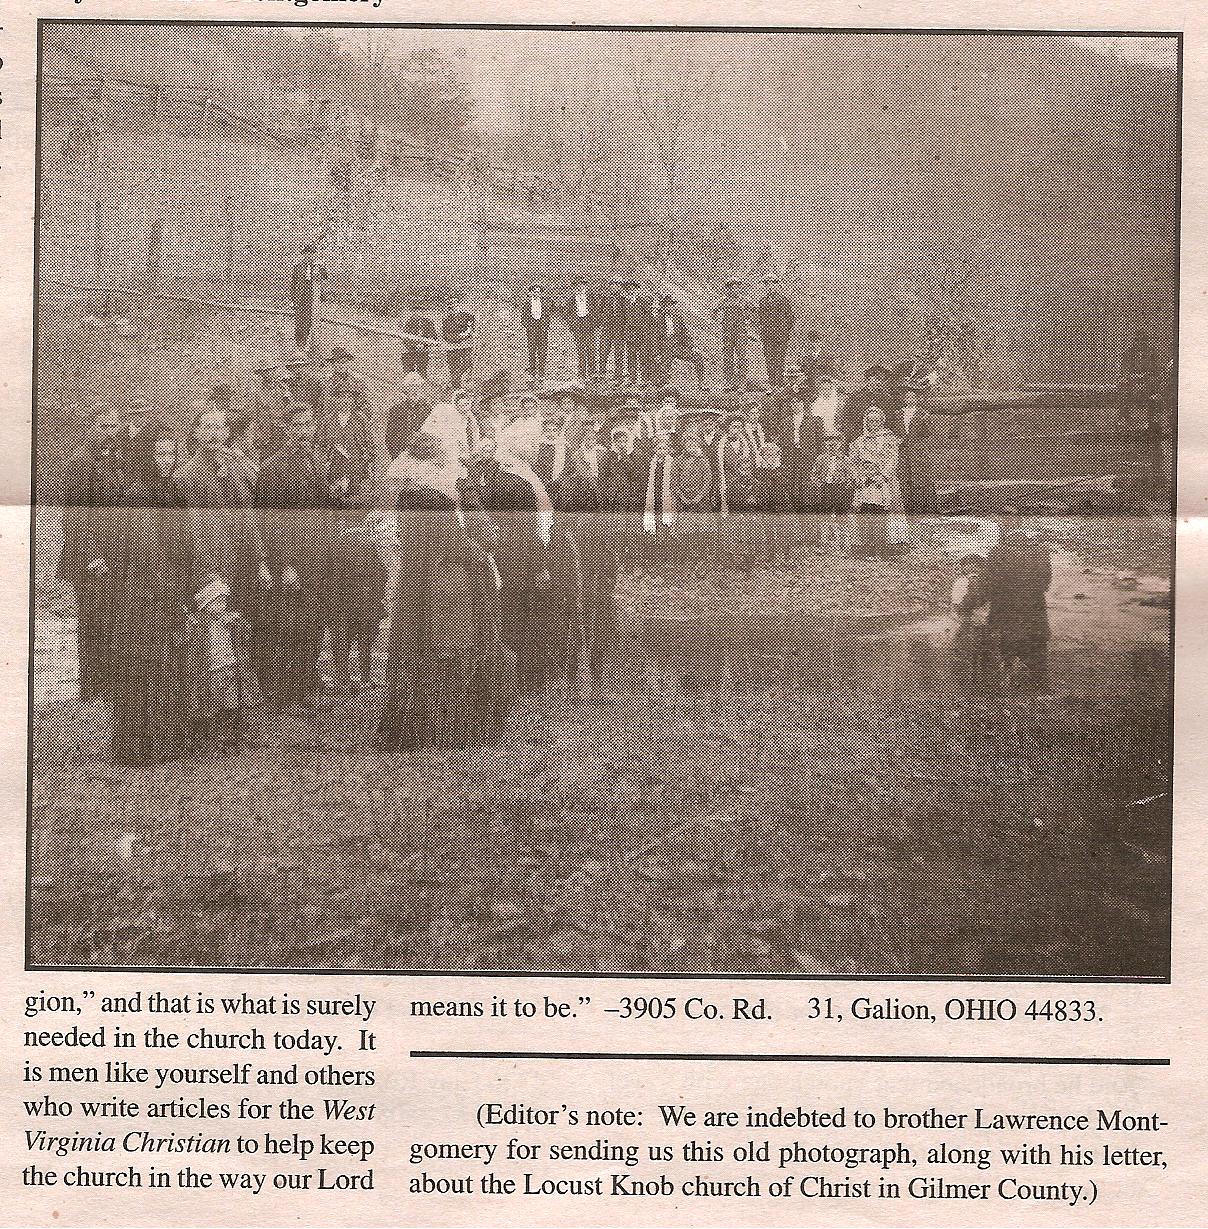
[29,22,1177,977]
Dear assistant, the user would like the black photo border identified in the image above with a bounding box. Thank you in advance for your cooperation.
[25,19,1183,983]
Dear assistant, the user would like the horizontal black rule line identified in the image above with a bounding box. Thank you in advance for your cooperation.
[410,1051,1169,1066]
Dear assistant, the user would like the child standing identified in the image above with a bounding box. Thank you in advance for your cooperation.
[191,577,259,752]
[950,553,1001,697]
[810,432,854,552]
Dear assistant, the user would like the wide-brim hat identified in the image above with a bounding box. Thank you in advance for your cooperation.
[195,576,231,611]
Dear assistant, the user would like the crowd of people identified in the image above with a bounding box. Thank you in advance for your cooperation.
[58,255,1126,768]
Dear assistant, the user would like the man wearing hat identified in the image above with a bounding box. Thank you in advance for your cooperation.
[317,346,375,505]
[282,357,323,421]
[522,285,551,384]
[57,406,131,704]
[797,329,839,402]
[254,402,332,711]
[715,278,755,390]
[536,398,572,495]
[290,242,327,352]
[501,391,544,460]
[564,279,601,382]
[119,394,167,478]
[385,371,433,464]
[441,295,476,391]
[321,345,370,418]
[599,276,627,382]
[654,295,706,390]
[401,310,439,378]
[757,273,796,389]
[252,365,291,462]
[619,282,644,384]
[601,411,643,513]
[840,365,904,441]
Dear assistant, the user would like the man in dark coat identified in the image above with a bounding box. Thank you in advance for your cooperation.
[442,299,476,391]
[522,285,551,384]
[254,405,333,711]
[601,418,644,513]
[653,296,707,389]
[959,525,1053,695]
[401,312,439,378]
[290,243,326,352]
[551,417,619,690]
[796,330,839,401]
[839,366,903,441]
[385,372,432,463]
[251,366,292,463]
[317,346,376,504]
[107,434,193,765]
[175,404,269,601]
[757,274,795,388]
[779,389,825,519]
[535,398,573,495]
[715,278,754,390]
[57,407,131,704]
[599,276,627,381]
[283,361,324,422]
[119,395,169,478]
[630,285,658,387]
[564,279,600,381]
[619,282,644,384]
[324,513,389,694]
[319,346,370,418]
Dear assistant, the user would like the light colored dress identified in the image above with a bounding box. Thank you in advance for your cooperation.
[849,428,903,511]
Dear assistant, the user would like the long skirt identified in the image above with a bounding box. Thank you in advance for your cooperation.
[465,644,519,747]
[378,654,472,752]
[259,591,323,708]
[109,651,191,766]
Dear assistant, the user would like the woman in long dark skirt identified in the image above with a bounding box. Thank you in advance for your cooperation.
[378,432,512,752]
[483,424,584,696]
[108,433,194,766]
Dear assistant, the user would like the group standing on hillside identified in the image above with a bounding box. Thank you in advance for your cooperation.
[58,254,1130,766]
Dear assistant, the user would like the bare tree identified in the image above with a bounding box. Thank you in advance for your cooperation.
[625,35,721,264]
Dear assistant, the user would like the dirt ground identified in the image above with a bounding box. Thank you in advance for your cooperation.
[29,302,1173,975]
[28,515,1171,977]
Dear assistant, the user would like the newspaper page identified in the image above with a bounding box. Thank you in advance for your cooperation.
[0,0,1204,1224]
